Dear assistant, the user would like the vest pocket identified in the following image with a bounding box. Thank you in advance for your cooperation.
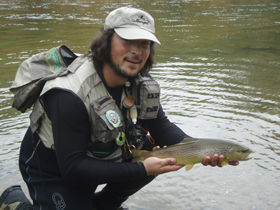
[90,96,122,143]
[132,77,160,119]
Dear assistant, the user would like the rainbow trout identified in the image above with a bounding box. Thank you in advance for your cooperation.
[132,138,253,171]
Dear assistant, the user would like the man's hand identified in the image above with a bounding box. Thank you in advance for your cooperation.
[143,157,184,176]
[202,154,239,167]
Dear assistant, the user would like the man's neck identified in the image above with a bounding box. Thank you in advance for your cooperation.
[102,63,128,88]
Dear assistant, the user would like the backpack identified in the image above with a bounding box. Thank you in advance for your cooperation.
[10,45,78,113]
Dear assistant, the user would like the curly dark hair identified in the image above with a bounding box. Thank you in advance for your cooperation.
[88,27,155,76]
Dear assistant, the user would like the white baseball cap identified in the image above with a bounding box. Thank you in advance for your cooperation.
[104,7,161,44]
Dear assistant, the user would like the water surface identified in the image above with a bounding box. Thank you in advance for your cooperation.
[0,0,279,209]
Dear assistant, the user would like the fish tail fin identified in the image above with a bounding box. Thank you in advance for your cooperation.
[131,150,150,162]
[185,164,194,171]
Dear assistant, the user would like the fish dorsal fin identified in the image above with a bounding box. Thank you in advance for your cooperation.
[152,146,160,151]
[177,138,197,145]
[185,164,194,171]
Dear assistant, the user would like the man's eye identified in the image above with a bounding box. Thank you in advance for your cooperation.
[142,41,150,46]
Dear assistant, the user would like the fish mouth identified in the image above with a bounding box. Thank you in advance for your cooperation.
[239,156,252,161]
[239,152,253,161]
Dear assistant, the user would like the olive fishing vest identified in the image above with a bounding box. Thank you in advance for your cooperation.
[25,55,160,161]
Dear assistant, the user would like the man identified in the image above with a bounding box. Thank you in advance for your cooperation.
[0,7,238,210]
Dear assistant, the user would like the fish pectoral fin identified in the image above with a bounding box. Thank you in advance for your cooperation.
[221,160,228,166]
[185,164,194,171]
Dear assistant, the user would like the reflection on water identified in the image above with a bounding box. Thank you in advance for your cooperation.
[0,0,279,209]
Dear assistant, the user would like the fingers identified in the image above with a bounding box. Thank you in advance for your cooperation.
[202,156,211,166]
[166,157,176,165]
[229,160,239,166]
[143,157,184,176]
[212,154,224,167]
[153,145,167,151]
[202,155,225,167]
[162,158,184,172]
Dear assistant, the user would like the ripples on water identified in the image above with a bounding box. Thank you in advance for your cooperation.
[0,0,279,209]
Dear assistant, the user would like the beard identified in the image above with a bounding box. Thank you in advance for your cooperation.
[108,55,142,79]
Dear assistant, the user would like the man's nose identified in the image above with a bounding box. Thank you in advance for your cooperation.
[130,41,141,54]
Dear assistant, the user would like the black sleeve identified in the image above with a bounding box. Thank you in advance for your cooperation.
[145,105,191,148]
[44,89,147,186]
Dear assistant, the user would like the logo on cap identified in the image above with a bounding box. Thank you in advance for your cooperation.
[132,15,149,25]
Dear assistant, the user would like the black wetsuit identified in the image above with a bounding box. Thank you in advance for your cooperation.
[19,87,189,210]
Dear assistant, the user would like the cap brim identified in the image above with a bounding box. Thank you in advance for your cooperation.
[114,28,161,45]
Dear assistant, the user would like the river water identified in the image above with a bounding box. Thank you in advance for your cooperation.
[0,0,279,209]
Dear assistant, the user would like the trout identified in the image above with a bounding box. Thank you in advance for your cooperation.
[132,138,253,171]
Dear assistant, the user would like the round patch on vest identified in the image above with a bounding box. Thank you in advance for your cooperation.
[105,109,121,128]
[116,131,126,146]
[46,48,64,73]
